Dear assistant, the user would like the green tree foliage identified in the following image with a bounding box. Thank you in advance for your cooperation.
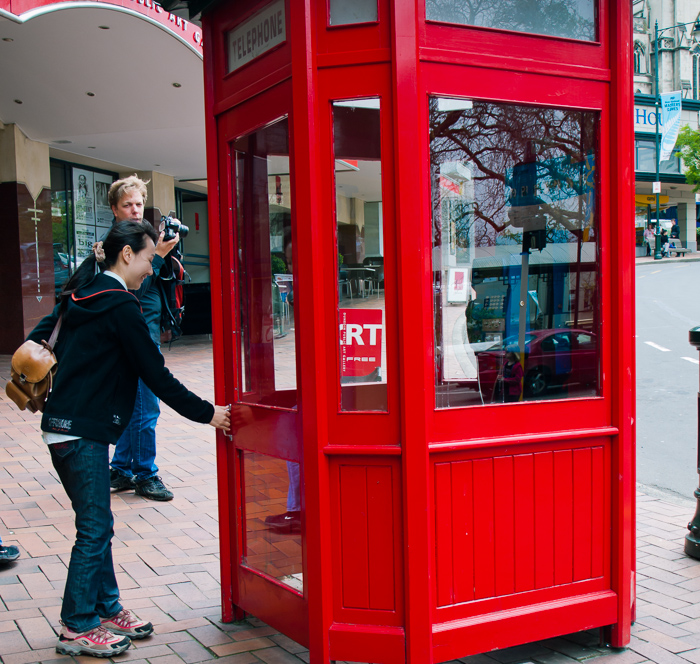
[675,125,700,191]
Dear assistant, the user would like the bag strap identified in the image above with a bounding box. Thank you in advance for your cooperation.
[46,314,63,351]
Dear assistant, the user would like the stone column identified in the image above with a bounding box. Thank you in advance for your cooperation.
[677,199,697,252]
[0,124,53,353]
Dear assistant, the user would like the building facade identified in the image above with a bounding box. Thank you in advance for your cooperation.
[0,0,212,353]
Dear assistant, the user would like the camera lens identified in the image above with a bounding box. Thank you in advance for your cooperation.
[178,224,189,238]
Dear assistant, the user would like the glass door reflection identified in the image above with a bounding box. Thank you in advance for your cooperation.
[233,116,302,593]
[333,98,388,412]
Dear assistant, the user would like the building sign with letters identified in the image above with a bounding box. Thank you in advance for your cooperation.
[226,0,286,73]
[634,104,662,133]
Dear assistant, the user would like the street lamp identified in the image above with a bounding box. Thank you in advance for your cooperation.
[653,18,700,260]
[686,326,700,558]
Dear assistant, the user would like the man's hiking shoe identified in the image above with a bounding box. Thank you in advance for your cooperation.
[101,609,154,639]
[56,623,130,657]
[135,476,173,501]
[0,545,20,563]
[110,470,135,492]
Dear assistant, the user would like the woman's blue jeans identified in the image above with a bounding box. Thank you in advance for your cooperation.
[50,438,122,633]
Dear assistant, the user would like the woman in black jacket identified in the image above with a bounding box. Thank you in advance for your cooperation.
[27,222,229,658]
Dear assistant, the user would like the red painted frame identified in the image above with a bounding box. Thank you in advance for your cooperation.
[317,63,400,445]
[202,0,635,661]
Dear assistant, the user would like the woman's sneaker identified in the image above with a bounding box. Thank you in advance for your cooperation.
[0,545,20,563]
[101,609,154,639]
[56,623,130,657]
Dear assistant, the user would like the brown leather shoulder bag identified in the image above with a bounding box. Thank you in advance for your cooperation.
[5,316,62,413]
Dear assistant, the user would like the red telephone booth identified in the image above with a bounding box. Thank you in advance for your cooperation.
[201,1,635,662]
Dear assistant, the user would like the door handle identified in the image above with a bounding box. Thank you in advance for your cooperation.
[223,403,233,440]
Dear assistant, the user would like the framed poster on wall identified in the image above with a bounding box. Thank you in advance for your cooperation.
[73,168,115,261]
[73,168,95,261]
[95,173,114,227]
[73,168,95,224]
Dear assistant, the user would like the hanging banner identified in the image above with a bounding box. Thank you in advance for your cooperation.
[660,91,682,162]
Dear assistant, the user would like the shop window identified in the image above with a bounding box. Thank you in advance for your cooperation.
[430,97,600,408]
[241,450,302,592]
[234,117,297,408]
[329,0,378,25]
[332,99,387,412]
[50,162,71,300]
[634,137,681,174]
[425,0,596,42]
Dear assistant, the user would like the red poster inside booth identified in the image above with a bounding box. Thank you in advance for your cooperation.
[339,309,383,380]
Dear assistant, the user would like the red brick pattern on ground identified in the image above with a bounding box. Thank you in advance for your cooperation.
[0,336,699,664]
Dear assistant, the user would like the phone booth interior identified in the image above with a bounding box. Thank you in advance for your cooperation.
[203,1,634,663]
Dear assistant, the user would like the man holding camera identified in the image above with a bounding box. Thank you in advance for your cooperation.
[107,175,180,501]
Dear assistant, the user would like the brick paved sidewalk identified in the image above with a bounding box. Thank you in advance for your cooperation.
[1,336,700,664]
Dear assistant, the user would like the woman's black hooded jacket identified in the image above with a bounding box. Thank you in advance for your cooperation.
[27,273,214,443]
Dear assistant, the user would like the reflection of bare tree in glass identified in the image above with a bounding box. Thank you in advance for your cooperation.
[429,99,596,249]
[425,0,595,41]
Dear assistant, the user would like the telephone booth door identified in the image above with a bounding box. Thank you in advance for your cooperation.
[213,80,309,644]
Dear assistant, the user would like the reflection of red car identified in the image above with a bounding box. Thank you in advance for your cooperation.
[475,329,598,399]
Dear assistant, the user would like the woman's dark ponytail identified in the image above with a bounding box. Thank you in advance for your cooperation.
[59,221,159,310]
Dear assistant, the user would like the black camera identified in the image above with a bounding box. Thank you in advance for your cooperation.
[159,216,189,242]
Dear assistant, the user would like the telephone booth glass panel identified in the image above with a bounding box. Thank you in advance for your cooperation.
[328,0,378,25]
[333,98,388,412]
[234,117,297,408]
[431,98,600,408]
[424,0,597,41]
[242,450,302,591]
[233,114,302,593]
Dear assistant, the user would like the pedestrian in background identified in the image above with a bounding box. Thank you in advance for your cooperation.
[644,224,654,256]
[495,348,524,403]
[108,175,180,501]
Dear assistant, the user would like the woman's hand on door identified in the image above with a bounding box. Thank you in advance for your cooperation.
[209,404,231,432]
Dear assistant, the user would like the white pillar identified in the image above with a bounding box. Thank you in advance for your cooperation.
[677,200,697,251]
